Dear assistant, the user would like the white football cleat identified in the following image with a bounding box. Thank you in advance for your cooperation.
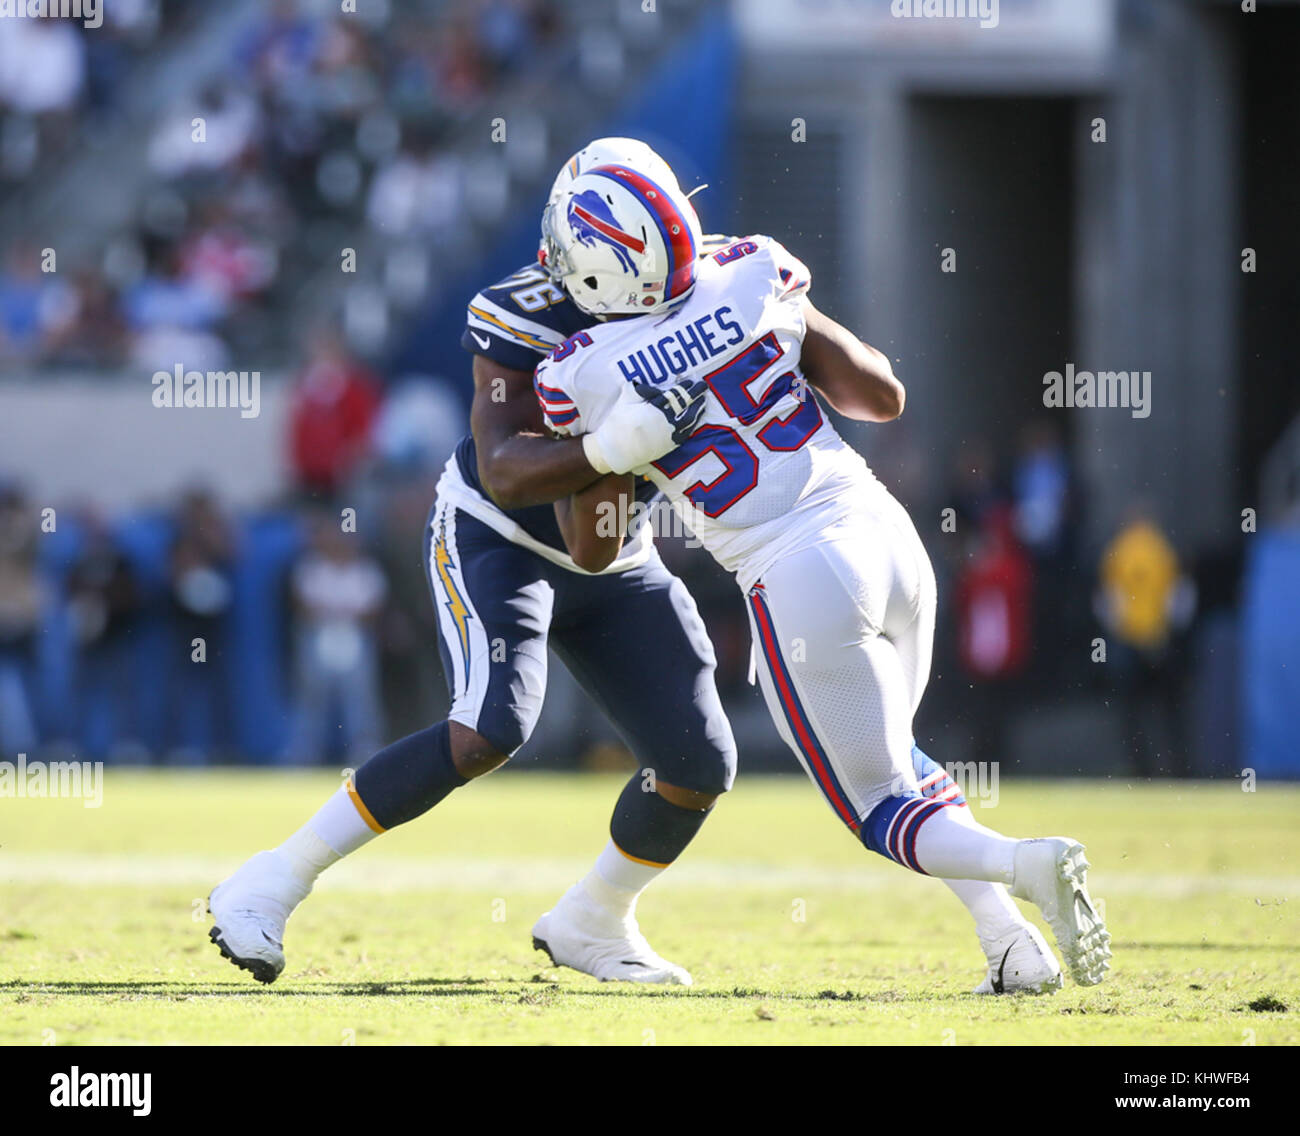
[208,851,311,985]
[532,884,693,986]
[973,923,1063,995]
[1011,837,1112,986]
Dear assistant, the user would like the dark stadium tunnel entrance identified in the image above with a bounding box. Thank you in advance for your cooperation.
[901,93,1077,481]
[1235,2,1300,508]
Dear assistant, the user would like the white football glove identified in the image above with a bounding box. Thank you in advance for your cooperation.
[582,378,708,475]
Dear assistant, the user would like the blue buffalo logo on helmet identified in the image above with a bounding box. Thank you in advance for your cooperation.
[567,189,644,276]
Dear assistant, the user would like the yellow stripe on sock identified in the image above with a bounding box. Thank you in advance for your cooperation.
[347,778,386,834]
[612,841,670,870]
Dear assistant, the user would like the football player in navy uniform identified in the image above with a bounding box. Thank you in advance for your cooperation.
[209,139,734,986]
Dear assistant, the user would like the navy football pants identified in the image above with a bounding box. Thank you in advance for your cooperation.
[424,497,736,796]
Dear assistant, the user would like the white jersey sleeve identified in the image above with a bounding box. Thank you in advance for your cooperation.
[532,327,634,443]
[533,353,583,437]
[759,236,812,302]
[531,330,604,437]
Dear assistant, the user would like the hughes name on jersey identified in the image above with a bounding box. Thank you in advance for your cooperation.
[533,236,880,591]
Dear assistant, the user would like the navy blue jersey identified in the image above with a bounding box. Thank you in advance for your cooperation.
[456,262,658,553]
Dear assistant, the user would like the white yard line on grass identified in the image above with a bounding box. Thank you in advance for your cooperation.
[3,853,1299,899]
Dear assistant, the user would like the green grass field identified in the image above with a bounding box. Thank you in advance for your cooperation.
[2,770,1297,1045]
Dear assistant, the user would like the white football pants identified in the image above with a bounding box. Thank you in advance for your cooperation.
[745,488,937,828]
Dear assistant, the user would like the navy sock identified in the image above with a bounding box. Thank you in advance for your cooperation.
[609,772,713,867]
[352,721,466,831]
[861,793,922,864]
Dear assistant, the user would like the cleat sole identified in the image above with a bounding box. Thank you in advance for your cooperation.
[1051,842,1112,987]
[208,925,280,985]
[532,935,557,966]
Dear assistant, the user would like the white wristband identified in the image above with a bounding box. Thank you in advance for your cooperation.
[582,432,612,475]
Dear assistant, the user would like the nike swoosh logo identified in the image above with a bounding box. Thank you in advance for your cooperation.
[620,959,648,968]
[992,944,1013,994]
[1073,889,1095,919]
[471,331,491,350]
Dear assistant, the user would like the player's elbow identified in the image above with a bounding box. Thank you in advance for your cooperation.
[852,361,905,422]
[478,452,531,510]
[835,369,905,423]
[876,374,905,421]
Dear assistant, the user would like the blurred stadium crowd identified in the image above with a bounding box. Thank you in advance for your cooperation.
[0,397,1228,776]
[0,0,562,371]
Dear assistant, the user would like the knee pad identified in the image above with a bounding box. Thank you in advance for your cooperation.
[662,731,737,797]
[699,739,737,796]
[468,698,539,760]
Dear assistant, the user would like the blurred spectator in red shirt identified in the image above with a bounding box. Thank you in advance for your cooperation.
[178,205,278,305]
[436,18,487,104]
[955,506,1033,765]
[288,327,381,498]
[956,507,1033,680]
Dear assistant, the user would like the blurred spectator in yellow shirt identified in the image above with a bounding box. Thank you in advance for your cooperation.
[1101,516,1182,650]
[1096,507,1196,775]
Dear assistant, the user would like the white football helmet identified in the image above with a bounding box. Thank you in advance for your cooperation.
[542,137,683,217]
[541,163,703,317]
[538,137,684,290]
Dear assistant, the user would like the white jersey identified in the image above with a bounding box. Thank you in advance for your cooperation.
[533,235,880,590]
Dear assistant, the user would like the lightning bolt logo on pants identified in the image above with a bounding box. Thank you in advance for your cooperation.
[434,519,472,683]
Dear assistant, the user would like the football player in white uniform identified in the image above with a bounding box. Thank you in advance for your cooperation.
[533,162,1112,993]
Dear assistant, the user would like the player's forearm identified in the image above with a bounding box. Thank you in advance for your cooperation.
[470,355,605,509]
[800,300,905,423]
[554,473,633,573]
[477,430,603,510]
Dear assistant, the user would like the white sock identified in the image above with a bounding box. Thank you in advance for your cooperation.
[938,806,1028,940]
[274,783,380,889]
[912,806,1019,883]
[578,840,668,921]
[942,878,1026,942]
